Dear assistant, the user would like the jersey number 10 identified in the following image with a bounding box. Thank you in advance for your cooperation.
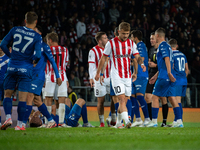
[177,57,185,71]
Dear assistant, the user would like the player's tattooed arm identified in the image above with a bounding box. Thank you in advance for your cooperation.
[132,58,138,75]
[95,55,107,81]
[185,63,190,77]
[164,57,176,82]
[134,54,146,72]
[149,71,159,84]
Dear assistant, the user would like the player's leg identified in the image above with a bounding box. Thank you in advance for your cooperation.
[65,98,86,127]
[145,93,152,120]
[22,92,34,128]
[0,100,1,127]
[97,96,105,127]
[0,89,3,127]
[34,95,56,128]
[126,96,132,122]
[147,94,159,127]
[161,97,168,127]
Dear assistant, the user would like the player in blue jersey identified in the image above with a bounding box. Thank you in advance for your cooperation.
[21,26,62,129]
[130,30,150,127]
[0,41,10,128]
[147,28,183,127]
[168,39,189,126]
[0,11,42,130]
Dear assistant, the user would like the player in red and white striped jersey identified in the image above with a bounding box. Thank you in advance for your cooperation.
[95,22,146,128]
[88,32,110,127]
[44,32,69,127]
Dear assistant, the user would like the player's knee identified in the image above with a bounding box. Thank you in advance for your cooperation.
[76,98,85,106]
[65,98,71,107]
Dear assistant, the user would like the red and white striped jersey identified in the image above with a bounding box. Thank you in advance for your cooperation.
[46,45,69,82]
[87,23,100,37]
[103,37,139,79]
[88,45,110,78]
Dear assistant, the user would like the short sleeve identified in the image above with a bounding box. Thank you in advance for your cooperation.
[184,54,188,63]
[160,44,170,58]
[137,44,144,57]
[132,42,139,56]
[103,41,112,56]
[88,50,95,63]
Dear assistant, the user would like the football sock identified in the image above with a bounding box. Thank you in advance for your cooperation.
[162,104,168,124]
[58,103,65,124]
[126,99,132,117]
[116,113,122,125]
[132,97,140,118]
[64,105,71,124]
[147,102,152,120]
[17,101,26,128]
[114,103,119,116]
[6,114,11,120]
[173,107,181,121]
[99,115,104,123]
[23,105,32,124]
[38,103,53,122]
[81,104,88,124]
[56,109,59,116]
[178,103,183,120]
[111,113,116,122]
[152,107,159,123]
[3,97,12,116]
[130,96,135,123]
[46,106,52,124]
[121,111,129,124]
[137,95,149,118]
[0,116,1,125]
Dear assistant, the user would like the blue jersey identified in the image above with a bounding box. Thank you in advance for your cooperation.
[0,54,9,81]
[0,26,42,69]
[157,41,174,79]
[136,41,148,77]
[173,50,187,85]
[33,42,59,81]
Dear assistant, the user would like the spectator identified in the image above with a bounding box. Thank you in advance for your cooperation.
[60,31,67,46]
[69,72,81,94]
[79,66,85,79]
[95,6,105,25]
[76,16,86,39]
[109,3,119,24]
[87,17,100,38]
[69,27,78,44]
[82,71,90,87]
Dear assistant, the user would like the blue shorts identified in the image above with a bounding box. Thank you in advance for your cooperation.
[29,78,44,96]
[132,77,148,95]
[4,67,32,92]
[66,104,81,127]
[176,85,187,97]
[0,82,4,101]
[110,80,115,96]
[153,78,176,97]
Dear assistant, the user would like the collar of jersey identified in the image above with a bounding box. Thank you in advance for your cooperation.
[0,54,6,58]
[96,45,104,49]
[23,26,34,31]
[115,36,127,43]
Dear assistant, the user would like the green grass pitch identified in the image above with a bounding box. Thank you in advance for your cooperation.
[0,122,200,150]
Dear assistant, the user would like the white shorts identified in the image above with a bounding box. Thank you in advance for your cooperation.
[94,78,110,97]
[111,78,132,96]
[45,81,68,98]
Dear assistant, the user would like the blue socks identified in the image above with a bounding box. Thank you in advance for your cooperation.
[179,103,183,120]
[152,107,159,119]
[0,115,1,123]
[38,103,53,121]
[23,105,32,124]
[137,95,149,118]
[126,99,132,117]
[132,97,140,118]
[17,101,26,121]
[130,96,136,122]
[173,107,181,121]
[65,105,71,117]
[3,97,12,115]
[114,102,119,115]
[81,104,88,124]
[109,111,111,117]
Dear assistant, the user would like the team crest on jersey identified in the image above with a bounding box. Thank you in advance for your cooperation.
[72,113,75,117]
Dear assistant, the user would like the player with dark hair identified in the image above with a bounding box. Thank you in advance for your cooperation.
[130,30,150,127]
[95,22,145,128]
[0,11,42,130]
[147,28,183,127]
[88,31,110,127]
[168,39,189,127]
[21,26,61,129]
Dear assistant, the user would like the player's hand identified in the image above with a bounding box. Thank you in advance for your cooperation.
[56,78,62,86]
[149,75,157,84]
[100,76,104,85]
[95,74,100,81]
[141,64,146,72]
[131,73,137,82]
[33,60,37,67]
[148,61,157,68]
[66,81,69,88]
[168,73,176,82]
[90,79,95,88]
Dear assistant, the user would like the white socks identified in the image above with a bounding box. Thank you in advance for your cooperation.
[6,114,11,120]
[152,119,157,124]
[136,117,142,122]
[17,121,23,128]
[59,103,65,124]
[121,111,129,124]
[56,109,59,116]
[111,113,116,122]
[177,119,183,124]
[116,113,122,125]
[99,115,104,123]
